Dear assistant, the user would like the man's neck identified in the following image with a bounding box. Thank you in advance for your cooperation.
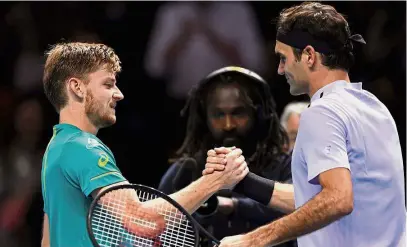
[308,69,350,97]
[59,106,98,135]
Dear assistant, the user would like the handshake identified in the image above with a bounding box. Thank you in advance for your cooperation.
[189,147,248,218]
[202,146,249,191]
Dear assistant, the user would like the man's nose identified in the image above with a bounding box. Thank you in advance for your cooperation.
[113,88,124,101]
[223,115,236,131]
[277,62,285,75]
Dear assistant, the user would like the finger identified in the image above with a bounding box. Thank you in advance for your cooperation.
[214,147,234,154]
[205,163,226,171]
[226,148,242,160]
[236,161,248,175]
[207,149,216,157]
[233,155,245,167]
[202,168,214,175]
[241,166,249,177]
[215,153,227,158]
[237,166,249,181]
[206,156,227,164]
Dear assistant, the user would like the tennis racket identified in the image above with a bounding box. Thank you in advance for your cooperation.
[87,183,220,247]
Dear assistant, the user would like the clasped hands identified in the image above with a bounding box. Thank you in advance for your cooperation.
[203,147,249,190]
[202,147,264,247]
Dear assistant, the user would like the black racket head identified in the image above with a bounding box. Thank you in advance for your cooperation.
[87,183,200,247]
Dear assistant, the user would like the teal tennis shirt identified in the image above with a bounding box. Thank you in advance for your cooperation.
[41,123,127,247]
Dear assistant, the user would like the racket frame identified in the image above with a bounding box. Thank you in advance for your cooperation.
[87,183,220,247]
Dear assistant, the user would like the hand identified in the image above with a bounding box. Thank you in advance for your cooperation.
[202,147,238,175]
[122,199,166,239]
[204,147,248,190]
[217,234,256,247]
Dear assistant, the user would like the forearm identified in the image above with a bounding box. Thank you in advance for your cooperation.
[41,214,50,247]
[234,172,295,213]
[232,197,285,225]
[251,188,352,246]
[269,182,295,213]
[169,175,220,214]
[41,237,50,247]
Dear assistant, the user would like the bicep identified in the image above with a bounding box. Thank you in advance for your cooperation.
[299,105,350,184]
[91,180,132,199]
[318,167,354,213]
[319,167,352,191]
[41,214,50,247]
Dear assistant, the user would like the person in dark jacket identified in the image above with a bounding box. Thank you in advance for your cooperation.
[158,66,296,247]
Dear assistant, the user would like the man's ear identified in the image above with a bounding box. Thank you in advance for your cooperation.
[67,78,85,99]
[303,45,317,68]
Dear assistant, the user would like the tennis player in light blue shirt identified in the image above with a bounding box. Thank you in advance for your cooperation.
[291,80,406,247]
[213,2,406,247]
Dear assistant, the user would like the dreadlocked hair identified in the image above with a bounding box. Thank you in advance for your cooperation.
[176,72,289,174]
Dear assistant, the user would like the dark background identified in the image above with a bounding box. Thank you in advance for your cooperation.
[0,2,404,246]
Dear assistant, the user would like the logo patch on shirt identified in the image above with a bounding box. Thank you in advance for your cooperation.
[98,153,109,167]
[86,138,103,149]
[324,145,332,155]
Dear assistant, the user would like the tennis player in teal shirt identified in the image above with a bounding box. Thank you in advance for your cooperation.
[42,123,126,247]
[40,42,248,247]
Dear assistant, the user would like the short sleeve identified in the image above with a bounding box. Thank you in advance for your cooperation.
[298,104,350,184]
[61,139,127,197]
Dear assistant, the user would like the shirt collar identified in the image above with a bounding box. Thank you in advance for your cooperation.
[310,80,362,105]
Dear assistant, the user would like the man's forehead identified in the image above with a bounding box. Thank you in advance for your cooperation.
[209,86,246,106]
[275,41,290,54]
[90,68,116,81]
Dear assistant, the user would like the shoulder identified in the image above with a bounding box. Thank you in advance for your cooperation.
[302,96,348,125]
[63,132,109,152]
[60,133,114,166]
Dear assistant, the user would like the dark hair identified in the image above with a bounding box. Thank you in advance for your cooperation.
[43,42,121,112]
[176,72,289,173]
[277,2,355,71]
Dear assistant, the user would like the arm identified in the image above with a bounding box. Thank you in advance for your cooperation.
[269,182,295,213]
[91,149,248,234]
[246,105,353,246]
[227,196,286,225]
[41,214,50,247]
[249,168,353,246]
[205,165,295,213]
[153,148,248,214]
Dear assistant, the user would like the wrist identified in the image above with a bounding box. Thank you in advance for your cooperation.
[199,175,222,194]
[250,223,278,247]
[233,172,275,205]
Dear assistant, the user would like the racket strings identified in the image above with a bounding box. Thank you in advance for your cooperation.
[91,188,196,247]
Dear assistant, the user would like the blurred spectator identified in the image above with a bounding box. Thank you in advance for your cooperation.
[0,97,45,247]
[280,102,309,153]
[6,3,43,93]
[144,1,266,101]
[144,1,267,154]
[158,67,294,247]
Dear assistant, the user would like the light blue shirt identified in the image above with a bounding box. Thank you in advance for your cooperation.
[291,80,406,247]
